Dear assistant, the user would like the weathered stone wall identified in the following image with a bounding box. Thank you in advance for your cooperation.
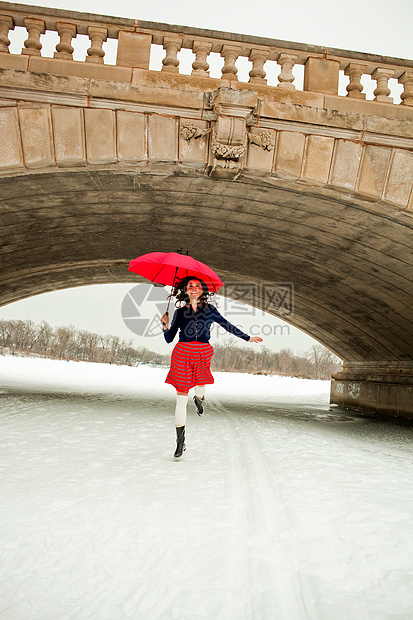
[0,69,412,209]
[331,362,413,419]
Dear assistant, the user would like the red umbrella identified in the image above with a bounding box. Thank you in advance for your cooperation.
[128,251,223,317]
[128,251,223,292]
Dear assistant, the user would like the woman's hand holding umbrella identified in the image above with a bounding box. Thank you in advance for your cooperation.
[161,313,169,330]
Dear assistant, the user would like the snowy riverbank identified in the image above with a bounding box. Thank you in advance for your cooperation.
[0,355,331,404]
[1,356,412,619]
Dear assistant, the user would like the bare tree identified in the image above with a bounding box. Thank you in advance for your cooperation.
[34,321,54,355]
[54,325,75,359]
[306,344,342,379]
[276,348,296,376]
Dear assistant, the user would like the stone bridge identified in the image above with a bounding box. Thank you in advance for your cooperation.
[0,1,412,417]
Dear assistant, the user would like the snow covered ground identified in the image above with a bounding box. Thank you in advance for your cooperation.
[1,356,412,620]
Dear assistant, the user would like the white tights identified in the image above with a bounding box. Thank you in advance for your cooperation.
[174,386,206,426]
[175,395,188,427]
[194,385,206,399]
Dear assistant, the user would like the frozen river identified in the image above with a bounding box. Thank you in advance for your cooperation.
[1,356,413,620]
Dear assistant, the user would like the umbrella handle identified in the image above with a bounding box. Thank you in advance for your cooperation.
[164,265,178,320]
[162,298,171,328]
[162,265,177,327]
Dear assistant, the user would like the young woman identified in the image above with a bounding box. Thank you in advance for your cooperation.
[161,276,263,459]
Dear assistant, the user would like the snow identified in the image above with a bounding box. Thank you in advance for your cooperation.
[1,355,413,620]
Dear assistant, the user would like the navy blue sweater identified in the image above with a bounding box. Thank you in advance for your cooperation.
[163,303,250,344]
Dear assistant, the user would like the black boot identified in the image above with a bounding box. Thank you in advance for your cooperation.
[193,395,204,416]
[174,425,186,459]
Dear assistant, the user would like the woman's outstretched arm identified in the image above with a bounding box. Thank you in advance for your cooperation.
[212,307,262,343]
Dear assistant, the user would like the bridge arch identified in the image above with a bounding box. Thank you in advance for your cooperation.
[1,165,411,366]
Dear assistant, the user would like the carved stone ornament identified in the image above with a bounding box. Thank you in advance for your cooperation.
[248,130,275,151]
[212,116,247,160]
[209,115,247,179]
[180,122,211,141]
[212,140,246,160]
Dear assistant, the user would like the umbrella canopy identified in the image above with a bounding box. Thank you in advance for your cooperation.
[128,251,223,293]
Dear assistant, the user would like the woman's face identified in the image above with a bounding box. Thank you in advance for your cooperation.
[187,279,203,301]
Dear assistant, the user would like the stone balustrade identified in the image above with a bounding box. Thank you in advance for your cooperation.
[0,1,412,106]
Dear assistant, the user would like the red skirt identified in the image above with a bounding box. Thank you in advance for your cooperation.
[165,341,214,393]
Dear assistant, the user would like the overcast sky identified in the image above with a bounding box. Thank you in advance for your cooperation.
[1,0,412,357]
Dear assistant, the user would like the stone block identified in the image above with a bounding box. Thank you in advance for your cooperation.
[324,95,413,123]
[398,386,413,418]
[148,115,178,162]
[260,99,364,132]
[328,139,362,192]
[384,149,413,207]
[0,107,25,172]
[179,119,209,167]
[304,57,340,95]
[0,99,18,107]
[117,110,146,163]
[365,115,413,140]
[18,106,54,168]
[0,53,29,71]
[84,108,116,164]
[0,67,90,98]
[330,380,345,405]
[257,89,324,108]
[94,73,205,110]
[301,135,335,186]
[359,382,379,410]
[116,31,151,69]
[51,106,86,167]
[29,56,132,83]
[212,87,258,114]
[378,384,399,415]
[273,130,305,179]
[356,145,391,200]
[245,127,275,175]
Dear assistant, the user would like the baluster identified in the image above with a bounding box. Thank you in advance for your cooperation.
[54,22,76,60]
[86,26,107,64]
[22,17,45,56]
[221,44,241,81]
[192,40,212,77]
[249,48,269,85]
[277,53,297,89]
[372,68,394,103]
[399,70,413,106]
[0,15,13,53]
[162,36,182,73]
[344,62,367,98]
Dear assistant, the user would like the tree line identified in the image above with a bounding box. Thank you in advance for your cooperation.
[0,319,342,380]
[211,339,342,380]
[0,319,169,367]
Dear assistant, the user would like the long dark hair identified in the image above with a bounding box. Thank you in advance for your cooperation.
[168,276,215,308]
